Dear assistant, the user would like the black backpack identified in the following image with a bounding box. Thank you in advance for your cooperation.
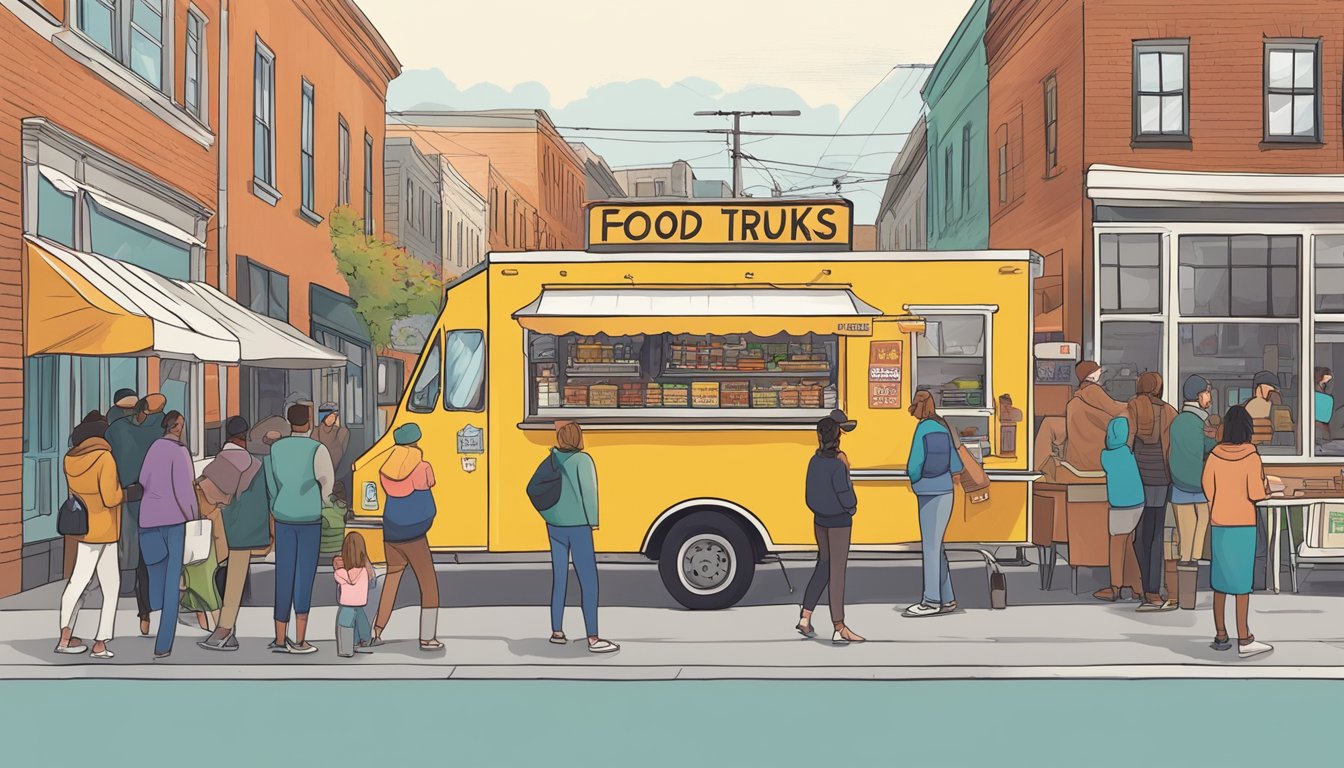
[526,452,564,512]
[57,494,89,537]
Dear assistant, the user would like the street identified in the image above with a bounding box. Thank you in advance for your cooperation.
[5,555,1344,679]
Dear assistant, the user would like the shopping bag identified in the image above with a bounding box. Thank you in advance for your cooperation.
[956,443,990,504]
[183,518,214,566]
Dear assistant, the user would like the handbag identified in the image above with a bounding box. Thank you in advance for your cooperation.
[57,494,89,537]
[183,517,214,566]
[956,443,991,504]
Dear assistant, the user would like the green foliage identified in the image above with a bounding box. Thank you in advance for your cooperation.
[328,206,443,350]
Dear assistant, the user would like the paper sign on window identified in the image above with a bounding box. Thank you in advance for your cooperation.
[868,341,902,409]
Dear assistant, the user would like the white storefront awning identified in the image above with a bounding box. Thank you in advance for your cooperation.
[25,236,344,369]
[1086,163,1344,206]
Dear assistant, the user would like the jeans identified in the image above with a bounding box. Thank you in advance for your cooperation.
[139,524,185,655]
[802,524,851,623]
[917,493,955,606]
[374,537,440,640]
[60,542,120,641]
[273,522,320,622]
[337,606,372,645]
[1134,505,1166,595]
[547,524,599,637]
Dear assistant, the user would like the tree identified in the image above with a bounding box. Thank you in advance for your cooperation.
[328,206,443,350]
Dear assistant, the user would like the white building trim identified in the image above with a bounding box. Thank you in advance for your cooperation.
[1087,163,1344,206]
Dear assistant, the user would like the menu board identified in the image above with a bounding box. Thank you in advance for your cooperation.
[868,341,903,408]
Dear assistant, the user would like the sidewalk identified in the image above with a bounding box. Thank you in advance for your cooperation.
[4,558,1344,680]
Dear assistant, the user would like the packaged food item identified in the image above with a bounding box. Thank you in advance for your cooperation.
[662,383,689,407]
[645,382,663,407]
[618,383,644,408]
[799,385,823,409]
[692,381,720,408]
[752,389,779,408]
[779,388,800,408]
[563,385,589,407]
[588,384,619,408]
[722,381,750,407]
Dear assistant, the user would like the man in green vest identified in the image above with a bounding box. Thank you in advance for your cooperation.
[263,403,334,654]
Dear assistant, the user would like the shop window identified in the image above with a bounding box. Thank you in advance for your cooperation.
[1314,235,1344,313]
[1265,40,1320,142]
[1178,235,1299,318]
[1178,322,1299,455]
[915,315,987,410]
[444,330,485,411]
[344,343,366,426]
[37,175,75,248]
[1134,41,1188,139]
[89,200,191,280]
[1315,324,1344,455]
[527,332,839,418]
[1099,233,1162,314]
[159,357,193,448]
[407,335,441,413]
[1099,320,1163,401]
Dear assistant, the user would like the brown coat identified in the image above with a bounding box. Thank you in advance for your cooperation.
[1064,382,1127,471]
[1126,395,1177,457]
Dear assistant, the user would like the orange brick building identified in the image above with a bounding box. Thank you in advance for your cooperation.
[988,0,1344,467]
[388,110,585,251]
[3,0,221,592]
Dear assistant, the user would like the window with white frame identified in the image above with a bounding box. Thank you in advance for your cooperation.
[1313,236,1344,454]
[1133,41,1188,139]
[252,39,276,193]
[184,8,205,121]
[1098,233,1164,398]
[913,311,992,448]
[300,80,315,216]
[1265,39,1320,142]
[76,0,172,93]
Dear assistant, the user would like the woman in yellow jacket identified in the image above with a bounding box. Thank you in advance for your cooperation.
[56,413,125,659]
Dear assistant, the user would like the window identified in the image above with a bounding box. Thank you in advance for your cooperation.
[37,175,75,247]
[337,118,350,206]
[1100,321,1164,401]
[238,258,289,322]
[996,124,1009,204]
[1043,74,1058,171]
[405,180,414,228]
[300,80,316,217]
[1265,40,1320,141]
[913,312,992,447]
[1178,235,1299,318]
[457,221,463,267]
[77,0,172,94]
[654,180,666,196]
[344,343,365,426]
[1134,41,1188,139]
[1100,233,1162,314]
[444,330,485,411]
[377,356,406,407]
[1178,323,1299,454]
[1315,323,1344,454]
[128,0,166,89]
[184,9,206,120]
[252,39,276,192]
[960,124,972,211]
[363,132,374,235]
[943,146,954,220]
[1315,235,1344,313]
[89,199,191,279]
[77,0,118,55]
[407,335,441,413]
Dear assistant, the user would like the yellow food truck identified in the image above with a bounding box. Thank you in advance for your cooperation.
[353,199,1039,609]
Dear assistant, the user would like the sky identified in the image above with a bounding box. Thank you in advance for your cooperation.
[358,0,977,221]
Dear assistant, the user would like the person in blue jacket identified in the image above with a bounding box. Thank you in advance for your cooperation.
[1098,416,1145,602]
[903,390,964,618]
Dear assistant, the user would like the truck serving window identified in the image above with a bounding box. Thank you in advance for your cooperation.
[527,331,838,419]
[407,334,441,413]
[444,330,486,411]
[913,313,992,458]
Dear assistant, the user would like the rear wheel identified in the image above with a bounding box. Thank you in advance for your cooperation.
[658,512,755,610]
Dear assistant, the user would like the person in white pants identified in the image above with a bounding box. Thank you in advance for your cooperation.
[56,413,125,659]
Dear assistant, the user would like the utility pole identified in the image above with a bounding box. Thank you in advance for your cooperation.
[694,109,800,197]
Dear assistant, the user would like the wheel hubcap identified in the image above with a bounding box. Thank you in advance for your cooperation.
[680,535,734,593]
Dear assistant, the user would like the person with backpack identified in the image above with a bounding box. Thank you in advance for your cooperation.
[1098,416,1145,602]
[533,422,619,654]
[198,416,270,652]
[371,423,442,651]
[902,392,964,618]
[56,412,122,659]
[1127,373,1178,611]
[799,410,865,642]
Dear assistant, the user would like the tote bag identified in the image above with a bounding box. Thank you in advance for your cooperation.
[183,518,214,566]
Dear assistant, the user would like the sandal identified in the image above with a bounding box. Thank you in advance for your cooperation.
[1092,586,1121,602]
[420,639,444,650]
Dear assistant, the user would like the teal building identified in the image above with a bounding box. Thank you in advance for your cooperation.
[922,0,989,250]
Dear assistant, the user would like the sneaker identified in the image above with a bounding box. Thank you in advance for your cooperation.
[938,602,958,614]
[1238,639,1274,658]
[197,629,238,652]
[90,648,115,660]
[354,645,374,654]
[902,603,942,618]
[1210,636,1232,651]
[287,641,318,655]
[268,641,290,654]
[587,639,620,654]
[53,643,88,655]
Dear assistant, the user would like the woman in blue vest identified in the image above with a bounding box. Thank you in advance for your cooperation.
[903,390,964,618]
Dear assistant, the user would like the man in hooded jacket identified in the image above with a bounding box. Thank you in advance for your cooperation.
[104,394,165,635]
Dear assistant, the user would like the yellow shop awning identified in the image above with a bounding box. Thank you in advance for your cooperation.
[24,236,344,368]
[512,287,883,337]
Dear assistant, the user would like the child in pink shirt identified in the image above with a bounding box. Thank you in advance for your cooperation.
[333,532,376,657]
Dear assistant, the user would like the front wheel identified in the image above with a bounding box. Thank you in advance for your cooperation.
[658,512,755,610]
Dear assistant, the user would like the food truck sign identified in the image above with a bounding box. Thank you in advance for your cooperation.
[586,199,853,251]
[868,341,902,408]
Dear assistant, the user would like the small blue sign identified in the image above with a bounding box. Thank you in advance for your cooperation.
[457,425,484,454]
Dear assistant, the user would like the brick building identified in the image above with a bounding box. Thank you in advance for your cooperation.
[988,0,1344,467]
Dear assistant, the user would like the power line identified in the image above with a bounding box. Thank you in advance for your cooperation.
[740,153,894,177]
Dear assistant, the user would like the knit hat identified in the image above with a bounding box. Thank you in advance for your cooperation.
[71,413,109,446]
[1253,370,1280,391]
[113,389,138,408]
[225,415,250,438]
[393,423,422,445]
[1182,374,1211,402]
[140,393,167,415]
[1075,360,1101,383]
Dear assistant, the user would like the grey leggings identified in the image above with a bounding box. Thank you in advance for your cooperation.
[802,524,851,624]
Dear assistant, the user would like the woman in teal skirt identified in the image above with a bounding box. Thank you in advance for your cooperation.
[1202,406,1272,658]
